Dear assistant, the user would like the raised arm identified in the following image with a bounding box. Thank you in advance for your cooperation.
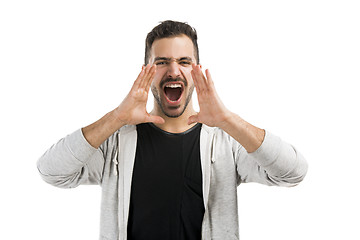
[82,64,164,148]
[37,64,164,188]
[188,64,264,153]
[188,64,307,186]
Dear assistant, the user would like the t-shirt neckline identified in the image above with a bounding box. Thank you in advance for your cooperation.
[148,122,202,136]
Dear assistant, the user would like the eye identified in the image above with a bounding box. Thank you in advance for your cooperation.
[179,61,191,66]
[155,61,168,66]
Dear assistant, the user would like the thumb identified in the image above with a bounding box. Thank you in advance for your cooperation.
[188,114,199,125]
[146,115,165,124]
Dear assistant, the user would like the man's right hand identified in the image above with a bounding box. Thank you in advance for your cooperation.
[114,64,164,126]
[82,65,164,148]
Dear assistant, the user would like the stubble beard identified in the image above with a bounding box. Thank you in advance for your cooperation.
[151,84,194,118]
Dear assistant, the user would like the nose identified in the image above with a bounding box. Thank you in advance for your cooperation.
[167,61,181,79]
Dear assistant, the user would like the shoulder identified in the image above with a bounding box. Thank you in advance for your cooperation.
[201,124,240,149]
[99,125,137,152]
[118,124,137,134]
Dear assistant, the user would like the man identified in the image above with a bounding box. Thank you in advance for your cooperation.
[37,20,308,240]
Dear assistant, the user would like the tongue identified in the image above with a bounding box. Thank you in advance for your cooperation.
[164,87,181,101]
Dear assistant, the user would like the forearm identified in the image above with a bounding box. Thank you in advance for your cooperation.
[189,65,264,152]
[82,109,125,149]
[220,112,265,153]
[82,65,163,149]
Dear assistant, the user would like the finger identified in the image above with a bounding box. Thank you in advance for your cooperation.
[195,64,208,87]
[131,67,146,91]
[192,64,208,91]
[145,65,156,91]
[146,115,165,124]
[140,64,155,89]
[205,69,215,91]
[191,70,200,93]
[139,64,152,89]
[191,64,201,92]
[188,114,199,125]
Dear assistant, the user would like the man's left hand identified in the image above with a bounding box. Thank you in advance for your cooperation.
[186,64,233,128]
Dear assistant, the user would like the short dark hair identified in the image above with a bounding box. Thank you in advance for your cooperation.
[144,20,199,65]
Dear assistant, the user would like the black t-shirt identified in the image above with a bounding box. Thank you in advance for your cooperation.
[127,123,205,240]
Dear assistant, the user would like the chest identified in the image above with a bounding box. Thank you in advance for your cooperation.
[132,123,202,190]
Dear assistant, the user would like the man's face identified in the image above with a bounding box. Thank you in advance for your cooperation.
[149,35,196,118]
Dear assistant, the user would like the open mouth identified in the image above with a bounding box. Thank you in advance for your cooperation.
[163,82,184,103]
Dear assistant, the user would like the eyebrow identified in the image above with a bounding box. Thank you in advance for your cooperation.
[153,57,193,62]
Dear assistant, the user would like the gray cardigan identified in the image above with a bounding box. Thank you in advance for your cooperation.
[37,124,308,240]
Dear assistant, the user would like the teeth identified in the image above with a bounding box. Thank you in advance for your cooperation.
[165,83,182,88]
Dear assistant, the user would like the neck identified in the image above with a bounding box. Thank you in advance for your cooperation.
[150,101,197,133]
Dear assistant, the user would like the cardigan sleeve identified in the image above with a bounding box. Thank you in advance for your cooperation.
[37,129,105,188]
[235,130,308,187]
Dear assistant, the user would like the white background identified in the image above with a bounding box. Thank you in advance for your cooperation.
[1,0,359,239]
